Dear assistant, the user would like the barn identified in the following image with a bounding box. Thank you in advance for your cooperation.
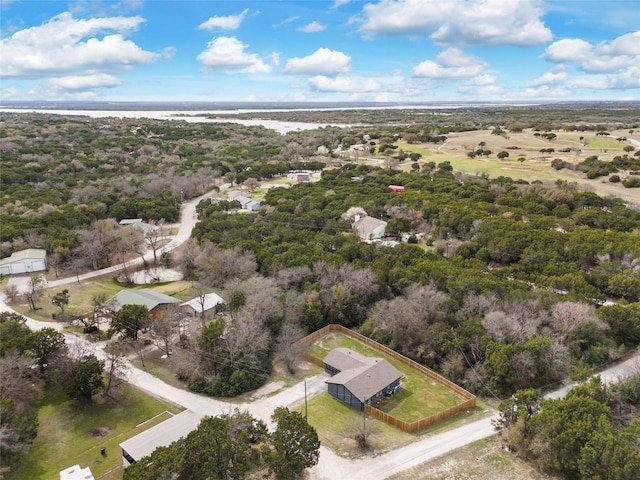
[0,249,47,275]
[324,348,403,411]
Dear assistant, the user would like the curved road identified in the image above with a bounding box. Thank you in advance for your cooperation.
[2,187,640,478]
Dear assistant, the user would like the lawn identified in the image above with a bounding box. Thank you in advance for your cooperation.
[7,384,182,480]
[295,389,491,458]
[306,332,463,423]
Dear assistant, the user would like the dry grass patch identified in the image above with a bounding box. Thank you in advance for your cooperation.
[389,436,560,480]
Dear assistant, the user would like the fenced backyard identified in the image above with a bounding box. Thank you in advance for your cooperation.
[299,324,476,433]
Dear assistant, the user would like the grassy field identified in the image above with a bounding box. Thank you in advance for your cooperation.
[306,332,464,422]
[7,385,182,480]
[10,274,192,324]
[391,129,640,205]
[296,390,491,458]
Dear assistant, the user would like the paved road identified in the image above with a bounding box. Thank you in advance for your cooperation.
[45,190,213,288]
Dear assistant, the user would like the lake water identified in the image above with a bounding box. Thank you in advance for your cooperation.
[0,108,351,134]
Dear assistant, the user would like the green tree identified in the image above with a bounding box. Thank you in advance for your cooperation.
[0,398,38,470]
[494,388,542,432]
[123,411,265,480]
[66,355,105,401]
[180,415,254,480]
[578,419,640,480]
[29,327,65,372]
[51,289,70,313]
[265,407,320,480]
[497,151,510,159]
[109,304,149,340]
[0,312,31,355]
[529,392,611,478]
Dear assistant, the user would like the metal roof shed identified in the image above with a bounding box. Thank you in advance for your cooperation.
[119,410,204,467]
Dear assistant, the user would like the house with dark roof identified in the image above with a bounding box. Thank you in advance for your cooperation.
[104,289,181,317]
[323,348,403,411]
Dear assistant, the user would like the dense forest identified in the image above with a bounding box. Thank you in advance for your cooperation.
[2,107,640,477]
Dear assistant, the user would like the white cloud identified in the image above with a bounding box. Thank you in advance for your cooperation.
[308,75,380,92]
[568,77,609,89]
[198,9,249,30]
[543,31,640,73]
[357,0,551,46]
[527,69,567,87]
[46,73,122,90]
[608,66,640,89]
[520,85,571,98]
[197,36,271,73]
[465,73,497,86]
[332,0,352,8]
[297,21,326,33]
[542,38,592,62]
[598,31,640,56]
[0,12,157,77]
[413,48,486,78]
[458,84,505,95]
[284,48,351,75]
[162,47,176,60]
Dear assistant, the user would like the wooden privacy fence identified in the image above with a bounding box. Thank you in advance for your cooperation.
[297,324,476,434]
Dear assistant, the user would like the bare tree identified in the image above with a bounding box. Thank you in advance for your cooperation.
[74,218,121,270]
[144,220,167,268]
[342,410,381,452]
[152,305,181,357]
[243,177,260,193]
[103,351,128,397]
[23,273,45,311]
[3,285,20,304]
[481,299,545,343]
[550,301,605,343]
[368,283,449,365]
[274,320,305,375]
[0,352,37,408]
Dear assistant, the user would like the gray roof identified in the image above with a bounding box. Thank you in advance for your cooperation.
[353,216,387,237]
[119,410,203,462]
[324,348,375,371]
[0,248,46,265]
[104,289,180,313]
[181,292,225,312]
[324,348,403,402]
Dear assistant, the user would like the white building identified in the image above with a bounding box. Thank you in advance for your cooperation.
[0,248,47,275]
[59,465,94,480]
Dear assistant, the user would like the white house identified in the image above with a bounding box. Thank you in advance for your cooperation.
[352,216,387,241]
[0,248,47,275]
[181,292,225,318]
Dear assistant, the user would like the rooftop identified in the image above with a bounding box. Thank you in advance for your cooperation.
[119,410,204,462]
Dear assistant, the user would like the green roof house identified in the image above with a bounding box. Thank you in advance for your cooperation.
[104,289,180,316]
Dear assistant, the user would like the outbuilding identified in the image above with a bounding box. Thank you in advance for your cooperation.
[0,248,47,275]
[119,410,204,467]
[181,292,225,318]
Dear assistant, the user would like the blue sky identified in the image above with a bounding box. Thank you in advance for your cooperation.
[1,0,638,103]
